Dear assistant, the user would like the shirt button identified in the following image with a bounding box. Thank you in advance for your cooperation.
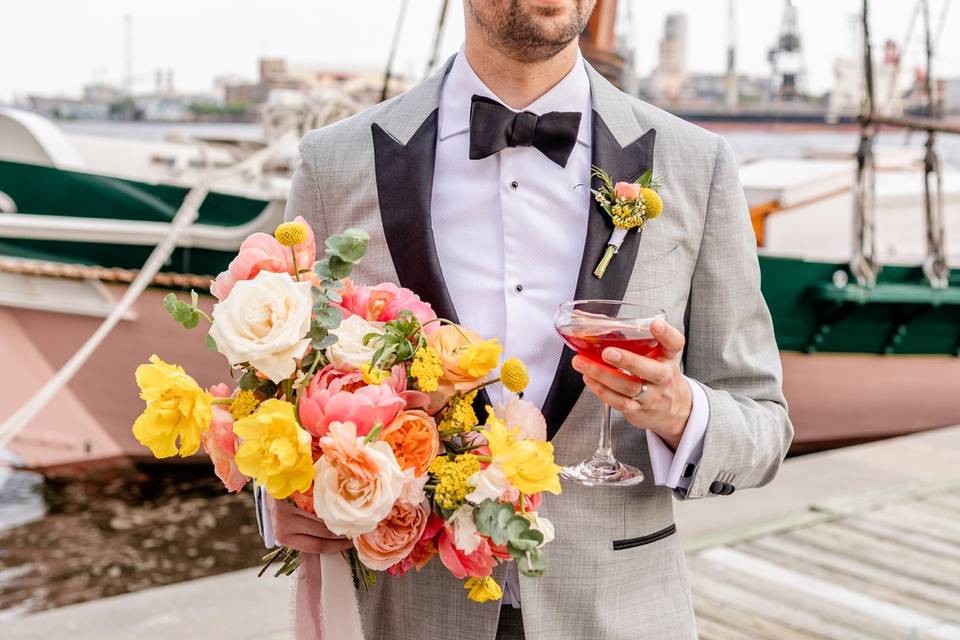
[515,284,523,293]
[510,180,519,189]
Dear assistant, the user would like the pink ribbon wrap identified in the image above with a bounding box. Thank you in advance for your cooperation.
[295,553,365,640]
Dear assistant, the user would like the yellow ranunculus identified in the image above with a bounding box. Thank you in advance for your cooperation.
[233,399,314,499]
[464,576,502,603]
[456,338,503,379]
[132,355,213,458]
[482,421,562,496]
[360,363,390,385]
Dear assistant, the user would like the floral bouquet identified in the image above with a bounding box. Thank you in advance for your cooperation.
[131,218,562,609]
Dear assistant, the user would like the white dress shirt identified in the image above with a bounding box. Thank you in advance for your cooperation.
[431,49,709,606]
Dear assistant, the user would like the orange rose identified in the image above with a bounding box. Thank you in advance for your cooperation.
[354,501,429,571]
[382,410,440,476]
[427,325,500,389]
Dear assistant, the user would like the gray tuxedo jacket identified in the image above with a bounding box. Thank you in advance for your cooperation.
[282,57,792,640]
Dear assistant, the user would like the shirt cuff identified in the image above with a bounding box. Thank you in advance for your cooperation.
[646,376,709,489]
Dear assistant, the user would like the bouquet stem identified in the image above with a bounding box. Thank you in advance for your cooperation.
[593,245,617,278]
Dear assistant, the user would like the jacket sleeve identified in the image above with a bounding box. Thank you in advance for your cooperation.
[283,132,329,238]
[677,136,793,500]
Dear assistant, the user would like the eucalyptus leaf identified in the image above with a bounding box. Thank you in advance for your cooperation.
[311,333,338,350]
[325,255,353,280]
[204,334,218,352]
[162,292,178,316]
[325,233,368,263]
[516,548,546,578]
[237,370,260,391]
[182,311,200,329]
[314,304,343,330]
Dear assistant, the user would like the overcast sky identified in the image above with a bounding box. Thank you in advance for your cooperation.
[2,0,958,103]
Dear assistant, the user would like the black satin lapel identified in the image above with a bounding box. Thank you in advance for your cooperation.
[541,117,657,440]
[372,110,459,324]
[371,111,491,410]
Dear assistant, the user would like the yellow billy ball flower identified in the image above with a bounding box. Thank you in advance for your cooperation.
[482,422,562,496]
[640,187,663,219]
[456,338,503,379]
[233,399,314,499]
[132,355,213,458]
[500,358,529,394]
[410,346,443,392]
[229,389,260,420]
[361,363,391,385]
[274,221,309,247]
[464,577,502,603]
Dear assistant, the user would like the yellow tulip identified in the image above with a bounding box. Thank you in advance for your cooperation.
[132,355,212,458]
[233,399,314,499]
[464,576,502,603]
[482,421,561,496]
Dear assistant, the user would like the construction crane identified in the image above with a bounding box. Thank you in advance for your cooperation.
[768,0,806,101]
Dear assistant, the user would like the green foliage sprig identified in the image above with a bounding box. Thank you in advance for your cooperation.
[310,228,370,351]
[473,499,547,578]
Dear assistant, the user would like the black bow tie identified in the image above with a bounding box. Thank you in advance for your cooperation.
[468,95,582,168]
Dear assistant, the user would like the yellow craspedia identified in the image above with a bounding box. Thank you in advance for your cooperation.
[132,355,213,458]
[500,358,528,394]
[233,399,314,499]
[464,576,502,603]
[482,421,562,496]
[229,389,260,420]
[640,187,663,220]
[274,221,309,247]
[457,338,503,379]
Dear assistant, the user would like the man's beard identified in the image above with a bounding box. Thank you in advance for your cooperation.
[467,0,593,64]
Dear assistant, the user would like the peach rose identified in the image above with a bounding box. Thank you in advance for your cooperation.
[354,501,429,571]
[387,511,444,577]
[312,421,405,537]
[614,181,641,201]
[201,384,248,493]
[381,410,440,476]
[427,325,497,389]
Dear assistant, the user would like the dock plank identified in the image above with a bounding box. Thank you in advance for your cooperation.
[693,594,827,640]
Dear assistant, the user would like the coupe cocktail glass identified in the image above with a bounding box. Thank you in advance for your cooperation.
[555,300,666,487]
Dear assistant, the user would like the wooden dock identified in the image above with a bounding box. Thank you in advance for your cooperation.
[678,425,960,640]
[5,425,960,639]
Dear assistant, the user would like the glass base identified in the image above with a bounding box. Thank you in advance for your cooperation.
[560,457,645,487]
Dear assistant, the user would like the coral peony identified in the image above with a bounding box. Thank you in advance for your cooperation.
[381,410,440,476]
[210,215,315,300]
[495,397,547,442]
[339,282,437,333]
[201,384,248,492]
[437,525,498,580]
[354,501,429,571]
[299,376,405,439]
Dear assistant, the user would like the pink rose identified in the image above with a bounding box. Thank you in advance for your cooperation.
[209,216,316,300]
[387,511,444,577]
[299,375,406,438]
[201,384,248,492]
[339,282,438,334]
[613,181,641,201]
[437,526,498,579]
[354,501,430,571]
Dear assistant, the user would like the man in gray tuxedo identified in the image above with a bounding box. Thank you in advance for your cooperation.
[266,1,792,638]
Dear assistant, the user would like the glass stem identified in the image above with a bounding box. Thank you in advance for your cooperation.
[593,403,616,464]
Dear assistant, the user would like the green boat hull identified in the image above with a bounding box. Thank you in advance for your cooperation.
[1,159,958,356]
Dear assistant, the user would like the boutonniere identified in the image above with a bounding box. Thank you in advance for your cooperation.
[590,166,664,278]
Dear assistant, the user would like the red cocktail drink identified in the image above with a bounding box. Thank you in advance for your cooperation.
[557,326,662,365]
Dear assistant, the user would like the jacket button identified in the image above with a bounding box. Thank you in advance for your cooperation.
[723,484,735,495]
[709,480,725,495]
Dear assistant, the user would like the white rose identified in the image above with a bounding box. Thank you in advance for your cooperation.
[312,422,405,538]
[466,462,511,504]
[326,314,384,370]
[451,504,482,554]
[208,271,312,383]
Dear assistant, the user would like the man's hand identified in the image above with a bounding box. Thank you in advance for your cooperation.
[572,319,692,450]
[267,496,353,554]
